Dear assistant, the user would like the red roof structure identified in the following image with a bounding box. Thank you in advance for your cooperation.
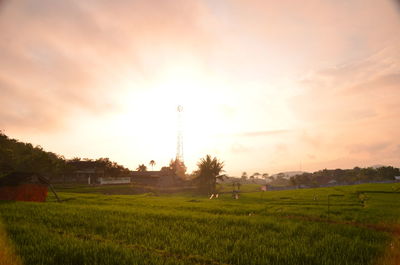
[0,172,55,202]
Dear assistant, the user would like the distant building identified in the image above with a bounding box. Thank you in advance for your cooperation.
[99,177,131,185]
[75,168,104,184]
[68,161,106,184]
[49,160,107,184]
[130,171,176,187]
[395,176,400,181]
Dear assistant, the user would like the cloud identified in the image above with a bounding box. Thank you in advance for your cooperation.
[0,0,214,131]
[2,0,400,173]
[291,43,400,124]
[392,0,400,12]
[346,73,400,94]
[287,40,400,171]
[348,142,391,155]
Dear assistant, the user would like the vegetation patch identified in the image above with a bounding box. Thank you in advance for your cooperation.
[0,183,399,265]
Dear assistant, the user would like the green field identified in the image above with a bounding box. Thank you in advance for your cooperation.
[1,183,399,265]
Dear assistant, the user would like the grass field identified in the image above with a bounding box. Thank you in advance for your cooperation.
[0,183,399,265]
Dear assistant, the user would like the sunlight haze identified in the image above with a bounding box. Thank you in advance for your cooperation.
[1,0,400,175]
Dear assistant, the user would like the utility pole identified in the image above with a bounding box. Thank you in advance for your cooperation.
[176,105,184,162]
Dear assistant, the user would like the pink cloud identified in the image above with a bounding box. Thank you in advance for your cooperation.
[0,0,215,131]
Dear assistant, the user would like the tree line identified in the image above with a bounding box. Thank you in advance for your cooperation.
[0,132,223,193]
[0,132,128,179]
[289,166,400,187]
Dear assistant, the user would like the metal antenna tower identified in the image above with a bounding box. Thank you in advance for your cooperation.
[176,105,184,162]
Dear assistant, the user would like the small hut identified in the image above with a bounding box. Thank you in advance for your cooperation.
[0,172,58,202]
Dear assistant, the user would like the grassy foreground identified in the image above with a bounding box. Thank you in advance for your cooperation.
[0,222,22,265]
[0,183,399,265]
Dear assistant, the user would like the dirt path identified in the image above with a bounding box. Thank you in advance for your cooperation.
[0,223,22,265]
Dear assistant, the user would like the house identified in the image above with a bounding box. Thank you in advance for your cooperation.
[65,161,105,184]
[0,172,49,202]
[60,160,131,185]
[51,160,110,184]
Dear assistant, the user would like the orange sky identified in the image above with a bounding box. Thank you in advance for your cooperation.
[1,0,400,176]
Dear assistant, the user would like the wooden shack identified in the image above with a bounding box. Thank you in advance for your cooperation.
[0,172,49,202]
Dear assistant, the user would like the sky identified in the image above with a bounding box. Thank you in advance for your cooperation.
[1,0,400,176]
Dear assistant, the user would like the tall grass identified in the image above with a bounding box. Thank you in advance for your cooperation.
[0,183,399,265]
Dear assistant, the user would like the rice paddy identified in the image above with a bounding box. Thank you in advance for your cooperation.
[0,183,399,265]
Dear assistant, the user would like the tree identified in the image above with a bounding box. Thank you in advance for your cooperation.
[0,131,67,179]
[289,176,297,186]
[136,164,147,172]
[262,173,269,179]
[241,172,248,180]
[149,160,156,170]
[169,158,187,179]
[195,155,225,194]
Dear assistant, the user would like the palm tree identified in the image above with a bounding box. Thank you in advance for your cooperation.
[196,155,225,194]
[136,164,147,172]
[149,160,156,171]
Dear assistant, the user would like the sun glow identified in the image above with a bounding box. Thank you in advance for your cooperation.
[113,63,232,170]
